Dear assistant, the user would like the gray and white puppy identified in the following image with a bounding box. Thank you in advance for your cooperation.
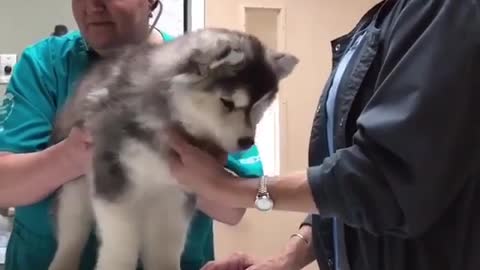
[47,28,298,270]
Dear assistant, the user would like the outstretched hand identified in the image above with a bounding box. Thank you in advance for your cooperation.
[200,252,298,270]
[201,252,257,270]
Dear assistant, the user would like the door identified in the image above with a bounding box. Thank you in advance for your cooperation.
[205,0,379,269]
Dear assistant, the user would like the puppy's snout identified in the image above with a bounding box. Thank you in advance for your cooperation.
[238,137,254,150]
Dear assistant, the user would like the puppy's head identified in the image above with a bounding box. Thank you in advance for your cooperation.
[168,28,298,153]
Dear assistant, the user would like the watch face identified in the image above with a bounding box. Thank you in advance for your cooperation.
[255,196,273,211]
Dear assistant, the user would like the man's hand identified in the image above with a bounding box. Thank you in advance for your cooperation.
[196,197,246,225]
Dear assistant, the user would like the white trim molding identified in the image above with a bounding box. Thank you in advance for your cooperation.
[187,0,205,31]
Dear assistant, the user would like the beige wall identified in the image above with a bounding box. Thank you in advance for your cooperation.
[206,0,380,268]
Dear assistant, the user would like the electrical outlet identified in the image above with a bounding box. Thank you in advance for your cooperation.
[0,54,17,84]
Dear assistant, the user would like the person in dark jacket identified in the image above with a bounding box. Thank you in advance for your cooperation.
[166,0,480,270]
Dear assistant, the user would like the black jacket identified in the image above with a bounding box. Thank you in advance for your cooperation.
[303,0,480,269]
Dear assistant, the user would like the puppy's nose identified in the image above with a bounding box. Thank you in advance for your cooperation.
[238,137,254,150]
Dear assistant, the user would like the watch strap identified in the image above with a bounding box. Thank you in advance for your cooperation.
[258,175,268,194]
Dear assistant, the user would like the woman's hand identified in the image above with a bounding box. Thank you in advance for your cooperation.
[201,252,257,270]
[166,129,235,199]
[200,252,299,270]
[245,255,300,270]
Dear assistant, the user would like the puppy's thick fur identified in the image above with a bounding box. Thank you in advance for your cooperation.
[47,28,298,270]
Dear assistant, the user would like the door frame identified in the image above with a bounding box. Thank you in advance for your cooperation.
[186,0,206,31]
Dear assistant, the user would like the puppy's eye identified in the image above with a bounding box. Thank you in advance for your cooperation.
[220,98,235,112]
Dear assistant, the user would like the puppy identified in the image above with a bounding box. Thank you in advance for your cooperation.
[48,28,299,270]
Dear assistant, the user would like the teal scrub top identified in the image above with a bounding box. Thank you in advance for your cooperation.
[0,30,264,270]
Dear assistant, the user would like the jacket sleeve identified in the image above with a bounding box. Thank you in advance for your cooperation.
[307,0,480,238]
[300,214,312,228]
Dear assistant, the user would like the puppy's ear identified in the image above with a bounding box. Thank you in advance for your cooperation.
[189,42,246,77]
[270,52,299,80]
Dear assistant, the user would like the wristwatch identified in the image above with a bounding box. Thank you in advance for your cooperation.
[254,176,274,211]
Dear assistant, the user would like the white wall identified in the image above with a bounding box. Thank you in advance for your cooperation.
[0,1,77,56]
[151,0,186,36]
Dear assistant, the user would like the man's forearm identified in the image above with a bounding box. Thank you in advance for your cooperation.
[281,225,316,269]
[0,141,82,207]
[219,170,318,213]
[196,197,246,225]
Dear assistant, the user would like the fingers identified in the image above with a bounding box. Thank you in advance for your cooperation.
[245,263,260,270]
[201,260,231,270]
[165,127,227,167]
[166,148,183,173]
[200,260,244,270]
[217,152,229,164]
[165,128,190,155]
[83,131,93,144]
[200,252,255,270]
[200,261,217,270]
[166,129,213,163]
[70,126,93,145]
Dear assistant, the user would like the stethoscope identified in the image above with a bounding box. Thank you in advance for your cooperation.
[149,0,163,35]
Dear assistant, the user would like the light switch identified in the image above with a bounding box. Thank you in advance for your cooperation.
[0,54,17,84]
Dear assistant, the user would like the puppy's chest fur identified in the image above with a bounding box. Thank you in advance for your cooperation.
[91,136,195,239]
[97,137,195,238]
[86,89,193,204]
[90,107,197,221]
[96,132,194,212]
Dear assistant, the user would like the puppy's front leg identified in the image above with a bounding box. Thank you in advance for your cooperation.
[93,197,140,270]
[49,177,93,270]
[141,190,191,270]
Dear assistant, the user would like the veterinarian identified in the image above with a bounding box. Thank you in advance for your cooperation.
[167,0,480,270]
[0,0,263,270]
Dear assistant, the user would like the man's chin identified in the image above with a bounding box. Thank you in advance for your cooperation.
[90,44,122,57]
[85,36,122,53]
